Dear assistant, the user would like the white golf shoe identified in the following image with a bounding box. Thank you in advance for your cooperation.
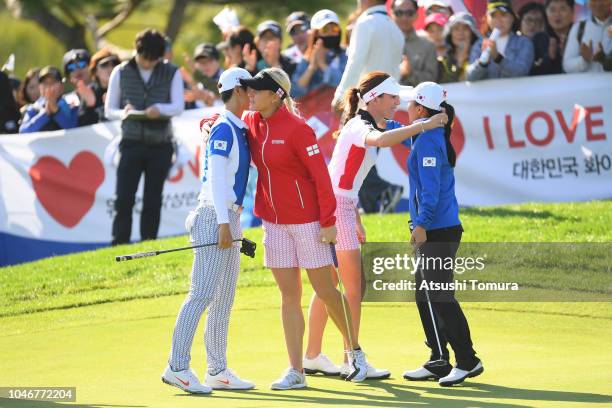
[403,360,452,381]
[340,354,390,380]
[341,362,391,380]
[205,368,255,390]
[403,366,439,381]
[303,353,341,376]
[347,349,368,382]
[161,365,212,394]
[270,368,307,390]
[439,360,484,386]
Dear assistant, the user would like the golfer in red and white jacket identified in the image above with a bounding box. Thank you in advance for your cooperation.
[239,68,369,389]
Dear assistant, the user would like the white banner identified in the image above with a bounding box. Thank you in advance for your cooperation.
[0,108,216,247]
[0,73,610,265]
[377,73,612,205]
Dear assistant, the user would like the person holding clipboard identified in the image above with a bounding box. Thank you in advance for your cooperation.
[105,28,184,245]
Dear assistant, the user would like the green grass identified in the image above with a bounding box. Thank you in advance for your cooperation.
[0,201,611,407]
[1,201,611,317]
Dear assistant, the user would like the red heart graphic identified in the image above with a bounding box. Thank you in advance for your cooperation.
[29,151,105,228]
[391,111,466,175]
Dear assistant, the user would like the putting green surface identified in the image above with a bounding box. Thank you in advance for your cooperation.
[1,286,610,408]
[1,202,611,407]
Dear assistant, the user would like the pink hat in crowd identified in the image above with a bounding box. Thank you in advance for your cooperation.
[424,12,449,29]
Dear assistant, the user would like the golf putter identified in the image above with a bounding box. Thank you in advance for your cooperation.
[116,238,257,262]
[330,243,360,381]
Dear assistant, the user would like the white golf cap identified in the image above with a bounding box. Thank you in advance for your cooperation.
[403,81,447,110]
[420,0,451,10]
[217,67,252,93]
[361,76,413,104]
[311,9,340,30]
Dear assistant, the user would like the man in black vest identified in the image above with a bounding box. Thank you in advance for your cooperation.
[105,29,184,245]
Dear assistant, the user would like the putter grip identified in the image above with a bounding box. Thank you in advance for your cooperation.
[115,251,157,262]
[330,243,338,268]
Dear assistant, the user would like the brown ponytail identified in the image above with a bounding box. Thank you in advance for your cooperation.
[333,70,390,138]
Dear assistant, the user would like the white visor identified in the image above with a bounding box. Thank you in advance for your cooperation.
[361,77,414,104]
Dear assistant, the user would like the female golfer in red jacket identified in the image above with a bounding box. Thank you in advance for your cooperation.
[239,67,369,389]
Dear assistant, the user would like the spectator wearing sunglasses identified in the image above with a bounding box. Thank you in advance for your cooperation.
[284,11,311,64]
[291,9,348,98]
[393,0,439,86]
[62,49,96,110]
[76,48,121,124]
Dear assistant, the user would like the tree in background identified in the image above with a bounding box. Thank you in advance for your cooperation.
[4,0,343,51]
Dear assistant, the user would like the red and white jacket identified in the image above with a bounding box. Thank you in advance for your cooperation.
[243,106,336,227]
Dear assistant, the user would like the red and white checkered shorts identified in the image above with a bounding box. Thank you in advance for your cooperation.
[262,220,334,269]
[335,194,360,251]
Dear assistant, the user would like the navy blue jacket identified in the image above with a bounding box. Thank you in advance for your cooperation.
[404,126,460,230]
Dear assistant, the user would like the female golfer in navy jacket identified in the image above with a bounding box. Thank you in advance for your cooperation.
[402,82,483,387]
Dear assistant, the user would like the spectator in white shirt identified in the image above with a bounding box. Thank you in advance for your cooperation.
[563,0,612,73]
[332,0,404,109]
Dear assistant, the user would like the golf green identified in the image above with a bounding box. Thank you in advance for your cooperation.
[0,285,610,408]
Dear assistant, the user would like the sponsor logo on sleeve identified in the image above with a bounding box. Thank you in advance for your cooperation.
[423,157,436,167]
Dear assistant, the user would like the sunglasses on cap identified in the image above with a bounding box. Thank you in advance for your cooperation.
[393,8,417,17]
[289,24,308,36]
[98,60,119,69]
[66,59,88,73]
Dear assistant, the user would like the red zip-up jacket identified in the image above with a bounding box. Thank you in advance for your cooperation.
[243,106,336,227]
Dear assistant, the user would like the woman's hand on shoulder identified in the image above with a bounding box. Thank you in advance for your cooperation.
[424,112,448,130]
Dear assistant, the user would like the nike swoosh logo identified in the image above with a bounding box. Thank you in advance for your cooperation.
[218,379,230,385]
[176,377,190,386]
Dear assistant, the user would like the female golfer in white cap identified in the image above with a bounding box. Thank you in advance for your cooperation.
[304,71,447,379]
[161,67,255,394]
[401,81,483,386]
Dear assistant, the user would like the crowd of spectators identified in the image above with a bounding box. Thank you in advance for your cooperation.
[1,0,610,136]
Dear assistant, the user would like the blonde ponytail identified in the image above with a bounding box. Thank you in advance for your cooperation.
[263,67,299,116]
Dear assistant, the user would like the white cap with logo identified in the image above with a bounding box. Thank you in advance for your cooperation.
[403,81,447,111]
[311,9,340,30]
[218,67,252,93]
